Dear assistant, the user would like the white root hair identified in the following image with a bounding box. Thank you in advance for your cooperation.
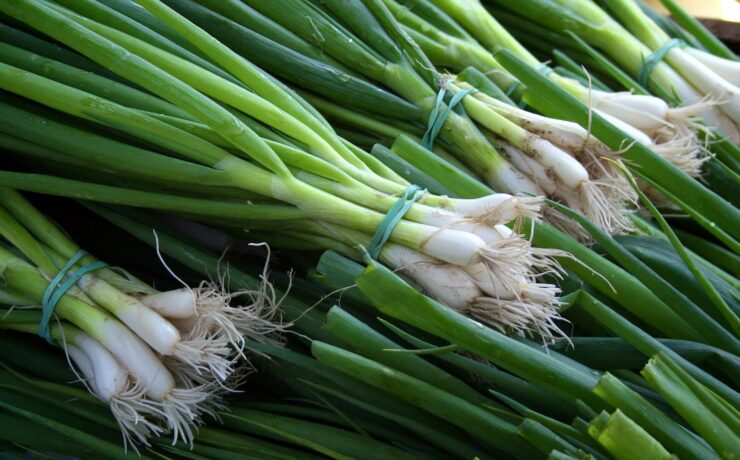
[198,243,288,348]
[170,335,235,384]
[135,385,217,446]
[469,295,567,341]
[478,234,568,293]
[543,206,591,241]
[664,97,721,138]
[108,380,166,449]
[575,180,635,236]
[477,195,544,231]
[470,233,570,340]
[652,135,709,177]
[645,98,716,177]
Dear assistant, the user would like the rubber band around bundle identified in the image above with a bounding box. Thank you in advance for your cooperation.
[537,63,554,78]
[637,39,685,88]
[421,86,477,150]
[366,185,426,260]
[505,80,521,97]
[39,250,108,344]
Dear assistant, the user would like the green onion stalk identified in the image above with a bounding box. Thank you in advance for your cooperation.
[210,0,636,235]
[0,1,574,337]
[0,49,556,297]
[399,0,710,176]
[0,189,288,446]
[483,0,739,144]
[587,409,673,459]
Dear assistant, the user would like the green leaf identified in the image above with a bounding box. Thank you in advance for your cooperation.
[617,163,740,335]
[222,408,419,460]
[593,373,718,459]
[324,305,493,406]
[311,341,539,459]
[355,260,603,407]
[0,399,132,459]
[573,291,740,406]
[587,410,672,460]
[642,354,740,459]
[547,199,735,352]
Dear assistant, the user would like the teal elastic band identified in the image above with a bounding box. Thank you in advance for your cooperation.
[637,39,685,88]
[421,86,477,150]
[537,63,554,78]
[39,250,108,344]
[504,80,521,97]
[366,184,426,260]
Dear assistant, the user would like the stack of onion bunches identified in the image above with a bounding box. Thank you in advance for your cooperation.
[482,0,739,144]
[185,0,637,236]
[0,2,574,346]
[400,0,713,175]
[157,0,720,229]
[0,189,284,447]
[0,0,736,455]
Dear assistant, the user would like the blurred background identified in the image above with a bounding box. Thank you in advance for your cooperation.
[646,0,739,22]
[646,0,739,51]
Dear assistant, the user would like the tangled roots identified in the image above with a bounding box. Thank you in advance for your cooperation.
[480,195,544,230]
[470,294,567,341]
[577,181,635,235]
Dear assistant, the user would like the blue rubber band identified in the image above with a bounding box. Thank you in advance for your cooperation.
[39,250,108,344]
[537,64,554,78]
[504,80,521,97]
[421,86,477,150]
[637,39,685,88]
[366,185,426,260]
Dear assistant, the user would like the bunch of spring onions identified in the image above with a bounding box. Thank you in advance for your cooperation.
[0,189,282,447]
[385,0,712,178]
[147,0,737,240]
[162,0,636,235]
[0,0,589,338]
[0,210,738,460]
[486,0,740,144]
[52,203,740,459]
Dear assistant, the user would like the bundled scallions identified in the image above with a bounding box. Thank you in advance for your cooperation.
[388,0,710,176]
[0,189,282,447]
[250,200,569,337]
[0,1,574,336]
[600,0,739,131]
[450,79,637,234]
[481,0,739,143]
[176,0,634,235]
